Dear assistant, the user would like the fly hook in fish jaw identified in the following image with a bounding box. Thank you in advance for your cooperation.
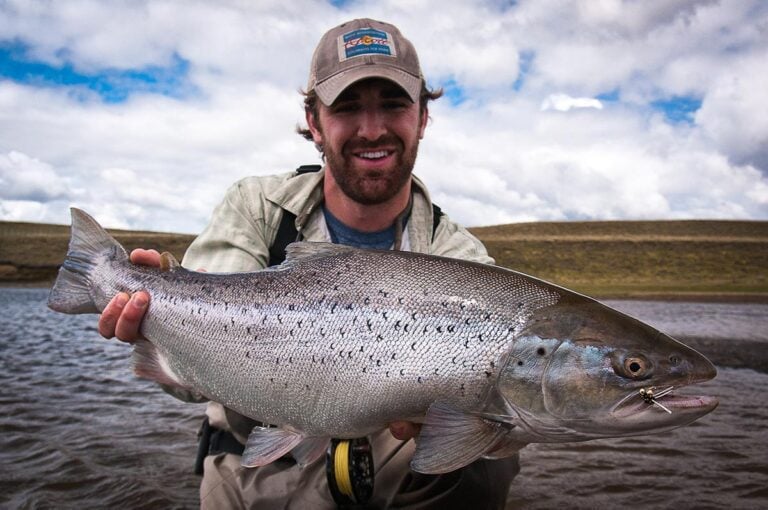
[639,386,674,414]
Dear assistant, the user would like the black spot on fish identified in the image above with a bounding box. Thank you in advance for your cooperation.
[411,342,417,351]
[386,371,390,377]
[289,304,295,311]
[224,325,228,332]
[452,356,457,364]
[391,353,397,360]
[246,327,251,334]
[359,346,364,352]
[478,334,483,342]
[363,367,367,373]
[182,319,185,326]
[434,368,439,375]
[377,334,384,342]
[289,356,293,363]
[395,320,401,330]
[382,312,388,320]
[312,355,316,363]
[422,326,429,334]
[490,361,495,368]
[364,297,370,305]
[484,313,492,321]
[277,314,283,324]
[297,320,302,328]
[331,303,337,313]
[345,303,353,310]
[269,377,274,383]
[366,319,373,331]
[447,325,455,333]
[517,302,524,309]
[376,359,381,366]
[537,347,546,356]
[400,369,405,376]
[436,326,443,333]
[404,324,410,333]
[517,360,524,366]
[418,376,423,384]
[245,351,250,358]
[276,357,280,365]
[330,342,335,350]
[398,297,404,304]
[485,371,492,378]
[464,340,469,348]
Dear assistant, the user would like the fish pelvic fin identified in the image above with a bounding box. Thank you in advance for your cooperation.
[410,402,511,474]
[241,427,305,468]
[48,208,127,314]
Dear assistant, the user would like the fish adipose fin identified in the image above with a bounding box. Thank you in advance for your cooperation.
[48,208,127,314]
[241,427,305,468]
[411,402,510,474]
[159,251,180,271]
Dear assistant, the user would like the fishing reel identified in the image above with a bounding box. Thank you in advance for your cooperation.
[326,437,374,507]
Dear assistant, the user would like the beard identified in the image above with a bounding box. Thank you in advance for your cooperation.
[323,135,419,205]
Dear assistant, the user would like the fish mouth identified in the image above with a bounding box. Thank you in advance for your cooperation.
[611,386,719,420]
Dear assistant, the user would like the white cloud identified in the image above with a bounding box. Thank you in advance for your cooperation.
[541,94,603,112]
[0,0,767,233]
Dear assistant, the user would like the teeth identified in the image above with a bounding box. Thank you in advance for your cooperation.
[359,151,388,159]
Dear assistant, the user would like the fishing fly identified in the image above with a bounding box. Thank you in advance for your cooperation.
[639,386,674,414]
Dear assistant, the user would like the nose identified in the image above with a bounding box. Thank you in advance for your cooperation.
[357,109,387,141]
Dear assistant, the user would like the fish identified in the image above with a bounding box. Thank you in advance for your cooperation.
[48,208,718,474]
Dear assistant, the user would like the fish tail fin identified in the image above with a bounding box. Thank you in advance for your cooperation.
[48,208,127,314]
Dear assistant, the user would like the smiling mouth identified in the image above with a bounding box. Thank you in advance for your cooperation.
[356,150,391,160]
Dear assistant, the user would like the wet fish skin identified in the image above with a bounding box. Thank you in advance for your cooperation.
[48,208,718,474]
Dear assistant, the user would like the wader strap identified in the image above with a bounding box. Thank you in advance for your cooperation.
[195,417,248,475]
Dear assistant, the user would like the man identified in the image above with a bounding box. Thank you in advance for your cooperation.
[99,18,519,508]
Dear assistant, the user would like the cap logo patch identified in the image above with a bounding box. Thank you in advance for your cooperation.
[338,28,396,61]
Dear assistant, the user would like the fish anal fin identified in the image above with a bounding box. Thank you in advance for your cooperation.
[242,427,304,468]
[159,251,180,272]
[133,340,186,388]
[411,402,508,474]
[291,437,331,468]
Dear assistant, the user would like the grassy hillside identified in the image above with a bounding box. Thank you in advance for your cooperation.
[1,218,766,300]
[470,220,768,299]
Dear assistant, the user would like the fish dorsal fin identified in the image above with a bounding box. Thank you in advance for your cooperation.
[159,251,181,272]
[411,402,510,474]
[282,242,356,265]
[241,427,304,468]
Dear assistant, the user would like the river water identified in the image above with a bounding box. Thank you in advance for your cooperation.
[0,288,766,509]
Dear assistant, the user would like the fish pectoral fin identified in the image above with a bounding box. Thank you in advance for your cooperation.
[291,436,331,468]
[241,427,304,468]
[159,252,181,271]
[411,402,509,474]
[481,437,528,459]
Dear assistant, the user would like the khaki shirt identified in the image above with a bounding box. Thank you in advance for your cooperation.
[181,169,517,509]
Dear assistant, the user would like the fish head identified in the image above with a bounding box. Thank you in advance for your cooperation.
[497,297,718,441]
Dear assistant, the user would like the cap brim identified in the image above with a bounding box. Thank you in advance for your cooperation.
[314,66,422,106]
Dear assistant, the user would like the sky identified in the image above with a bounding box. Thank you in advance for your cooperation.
[1,0,767,233]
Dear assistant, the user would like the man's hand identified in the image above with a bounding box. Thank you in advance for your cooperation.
[98,249,161,343]
[389,421,421,441]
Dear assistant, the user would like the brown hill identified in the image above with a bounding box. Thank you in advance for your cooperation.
[1,219,766,300]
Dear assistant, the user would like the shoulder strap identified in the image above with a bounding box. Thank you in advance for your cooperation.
[431,203,443,242]
[267,165,321,266]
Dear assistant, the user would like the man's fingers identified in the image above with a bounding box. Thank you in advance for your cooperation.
[389,421,421,441]
[98,292,130,339]
[130,249,162,267]
[114,291,150,342]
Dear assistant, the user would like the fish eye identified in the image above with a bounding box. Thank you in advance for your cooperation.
[613,353,653,380]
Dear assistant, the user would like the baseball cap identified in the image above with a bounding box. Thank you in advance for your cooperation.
[307,18,423,106]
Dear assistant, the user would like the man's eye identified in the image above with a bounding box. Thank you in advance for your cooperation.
[331,103,359,113]
[384,101,408,110]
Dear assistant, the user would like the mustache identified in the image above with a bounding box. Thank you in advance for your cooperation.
[344,136,402,151]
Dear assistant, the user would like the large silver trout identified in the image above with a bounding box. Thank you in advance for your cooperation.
[48,209,718,473]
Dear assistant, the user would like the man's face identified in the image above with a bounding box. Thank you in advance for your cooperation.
[307,78,428,205]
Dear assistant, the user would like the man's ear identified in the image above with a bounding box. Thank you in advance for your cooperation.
[306,109,323,145]
[418,106,429,139]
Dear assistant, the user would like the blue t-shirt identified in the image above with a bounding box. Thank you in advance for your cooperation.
[323,207,398,250]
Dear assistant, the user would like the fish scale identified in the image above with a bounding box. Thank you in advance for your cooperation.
[48,208,719,474]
